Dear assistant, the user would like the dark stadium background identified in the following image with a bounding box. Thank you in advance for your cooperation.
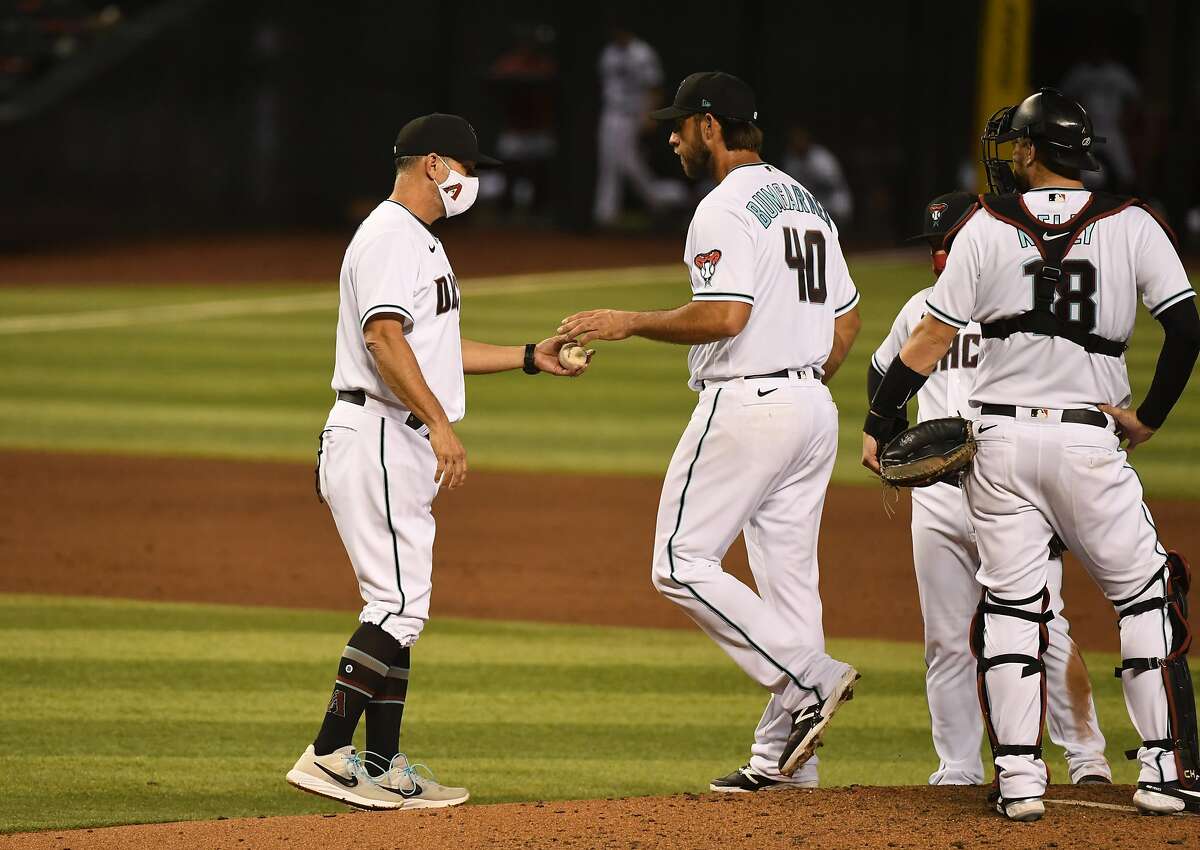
[2,0,1196,250]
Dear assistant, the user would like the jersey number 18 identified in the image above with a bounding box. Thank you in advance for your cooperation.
[1022,259,1097,331]
[783,227,827,304]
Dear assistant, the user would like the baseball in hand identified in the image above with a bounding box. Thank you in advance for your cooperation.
[558,342,591,369]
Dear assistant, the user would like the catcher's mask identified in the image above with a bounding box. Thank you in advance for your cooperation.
[980,87,1106,194]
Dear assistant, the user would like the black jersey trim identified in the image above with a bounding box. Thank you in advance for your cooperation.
[834,290,861,317]
[383,199,437,237]
[1149,288,1196,318]
[379,419,407,614]
[924,300,968,329]
[692,292,755,303]
[361,304,415,328]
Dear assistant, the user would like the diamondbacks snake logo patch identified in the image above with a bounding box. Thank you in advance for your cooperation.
[693,249,722,286]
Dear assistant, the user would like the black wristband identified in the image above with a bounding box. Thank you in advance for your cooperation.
[864,354,928,434]
[522,343,540,375]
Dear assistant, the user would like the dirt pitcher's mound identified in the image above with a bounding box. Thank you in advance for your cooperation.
[3,786,1195,850]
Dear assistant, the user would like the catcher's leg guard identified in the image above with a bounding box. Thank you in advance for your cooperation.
[1114,551,1199,788]
[970,586,1053,799]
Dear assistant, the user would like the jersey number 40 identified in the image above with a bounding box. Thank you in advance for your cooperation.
[783,227,827,304]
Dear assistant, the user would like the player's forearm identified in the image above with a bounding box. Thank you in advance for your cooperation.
[898,316,957,376]
[821,309,861,383]
[365,328,452,429]
[1136,299,1200,429]
[630,301,748,344]
[460,338,524,374]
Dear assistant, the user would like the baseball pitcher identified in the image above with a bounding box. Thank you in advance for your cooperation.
[863,89,1200,821]
[286,114,587,810]
[870,190,1111,787]
[560,72,862,790]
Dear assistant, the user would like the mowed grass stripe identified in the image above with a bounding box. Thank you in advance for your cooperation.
[0,261,1196,496]
[0,594,1147,832]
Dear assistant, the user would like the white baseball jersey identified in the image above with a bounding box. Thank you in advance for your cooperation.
[598,38,662,115]
[872,287,980,422]
[926,188,1194,410]
[683,162,860,390]
[331,200,466,422]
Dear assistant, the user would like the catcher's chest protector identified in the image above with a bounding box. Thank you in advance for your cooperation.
[977,192,1174,358]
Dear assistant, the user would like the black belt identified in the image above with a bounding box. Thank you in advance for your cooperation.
[337,390,427,434]
[745,368,814,380]
[979,403,1108,429]
[701,368,815,388]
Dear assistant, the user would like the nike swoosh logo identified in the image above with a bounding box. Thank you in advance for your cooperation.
[378,781,423,798]
[757,388,779,397]
[1043,232,1070,241]
[428,245,436,252]
[315,762,358,788]
[977,424,998,433]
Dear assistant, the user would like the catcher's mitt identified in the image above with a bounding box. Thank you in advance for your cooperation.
[880,417,976,488]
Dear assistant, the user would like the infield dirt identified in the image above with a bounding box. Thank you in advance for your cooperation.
[3,785,1194,850]
[6,450,1197,651]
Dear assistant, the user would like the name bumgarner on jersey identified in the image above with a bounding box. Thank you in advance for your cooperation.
[683,162,860,391]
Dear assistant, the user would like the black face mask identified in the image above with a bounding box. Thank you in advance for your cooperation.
[980,105,1019,195]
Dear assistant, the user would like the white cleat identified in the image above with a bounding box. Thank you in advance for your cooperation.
[1134,781,1200,815]
[996,797,1045,822]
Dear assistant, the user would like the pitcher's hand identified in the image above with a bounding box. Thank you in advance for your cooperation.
[558,309,636,347]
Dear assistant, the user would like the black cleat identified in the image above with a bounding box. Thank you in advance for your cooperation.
[709,765,814,793]
[1075,774,1112,785]
[778,667,860,777]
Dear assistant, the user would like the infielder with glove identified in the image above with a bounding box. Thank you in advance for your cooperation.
[287,114,588,810]
[863,89,1200,821]
[868,190,1110,787]
[561,72,862,790]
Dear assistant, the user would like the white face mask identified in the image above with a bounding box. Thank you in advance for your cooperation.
[436,157,479,217]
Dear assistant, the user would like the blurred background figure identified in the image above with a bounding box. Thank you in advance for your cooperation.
[592,21,683,227]
[781,125,853,226]
[1059,33,1141,193]
[485,22,558,218]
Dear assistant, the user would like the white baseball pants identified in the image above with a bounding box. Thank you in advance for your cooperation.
[911,482,1109,785]
[651,375,854,785]
[966,410,1175,801]
[317,399,439,646]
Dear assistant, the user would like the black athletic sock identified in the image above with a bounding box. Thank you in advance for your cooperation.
[312,623,403,756]
[365,647,410,775]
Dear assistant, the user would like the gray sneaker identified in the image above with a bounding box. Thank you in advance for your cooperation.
[367,753,470,810]
[286,745,400,810]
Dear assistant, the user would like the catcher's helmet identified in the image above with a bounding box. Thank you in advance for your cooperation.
[980,87,1105,193]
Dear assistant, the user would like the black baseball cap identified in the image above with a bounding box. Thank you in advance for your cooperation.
[910,191,979,244]
[649,71,758,122]
[393,113,501,167]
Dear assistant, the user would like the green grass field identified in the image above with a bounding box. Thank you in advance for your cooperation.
[0,258,1197,495]
[0,594,1146,833]
[1,260,1197,833]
